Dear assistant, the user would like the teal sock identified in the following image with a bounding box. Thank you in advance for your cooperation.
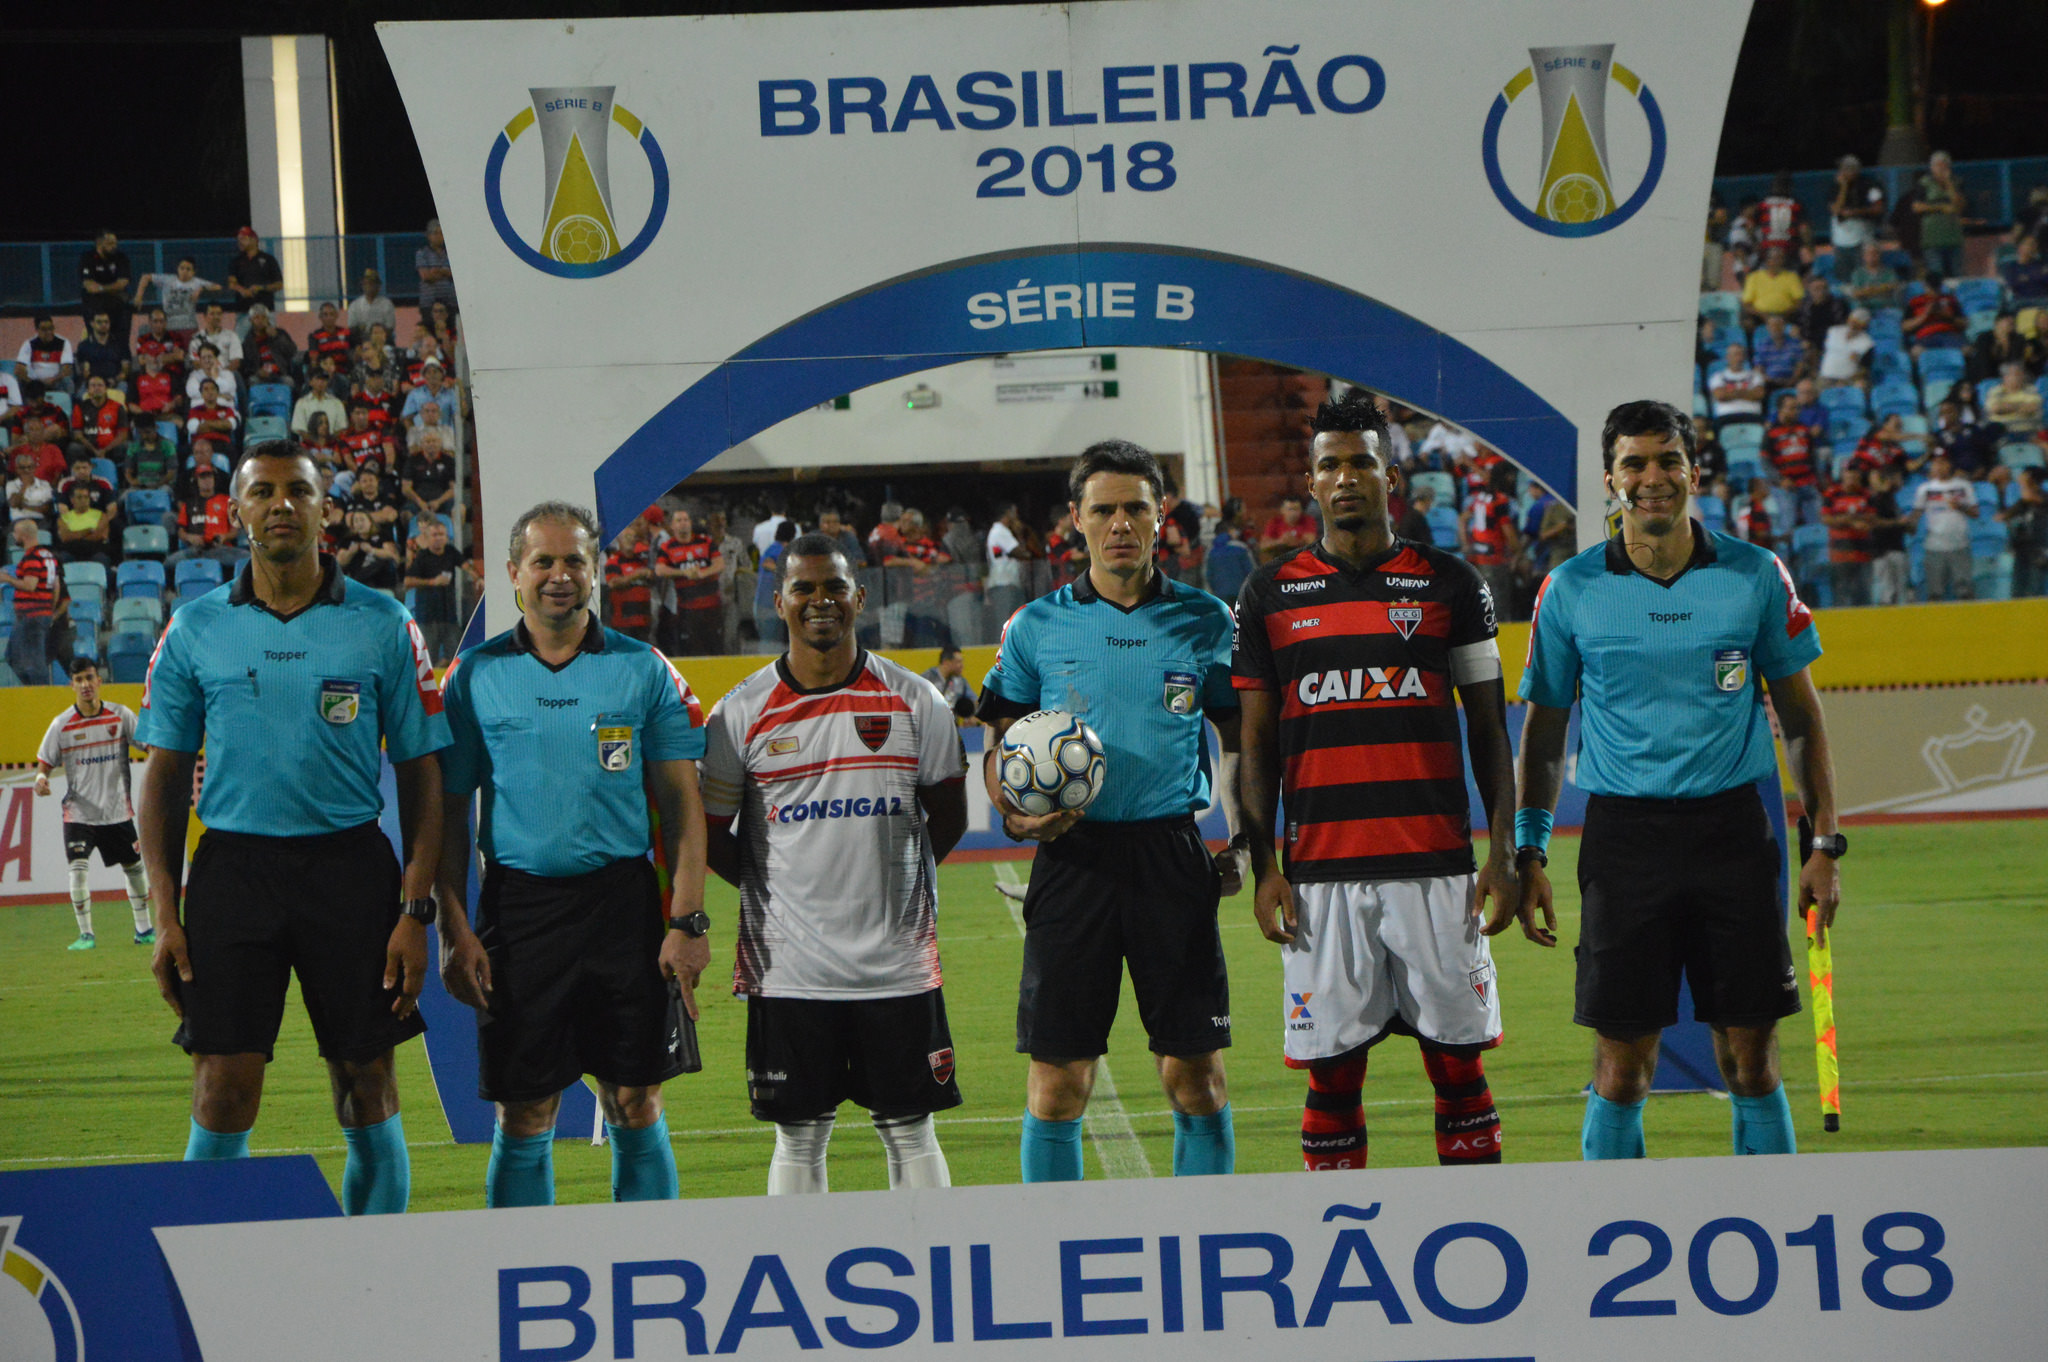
[486,1126,556,1208]
[184,1118,250,1161]
[1582,1093,1647,1160]
[1730,1085,1797,1155]
[1171,1104,1235,1176]
[607,1115,679,1202]
[341,1112,411,1215]
[1020,1112,1084,1182]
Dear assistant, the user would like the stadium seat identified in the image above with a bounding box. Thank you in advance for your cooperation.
[71,627,99,662]
[62,561,107,592]
[155,419,180,445]
[1424,505,1461,551]
[1697,497,1728,533]
[1721,424,1765,456]
[248,382,294,418]
[1868,307,1905,338]
[1829,415,1870,447]
[1407,470,1456,510]
[1964,310,1999,342]
[123,524,170,559]
[1951,278,2006,314]
[48,659,69,685]
[1999,443,2046,471]
[67,583,105,626]
[1726,459,1763,489]
[1871,383,1921,418]
[1698,292,1741,331]
[125,487,173,525]
[1973,552,2015,602]
[245,414,290,444]
[90,457,118,486]
[105,632,152,683]
[110,596,163,636]
[45,391,71,417]
[1820,386,1867,415]
[117,559,166,599]
[1869,349,1912,383]
[1692,390,1710,418]
[1918,350,1967,386]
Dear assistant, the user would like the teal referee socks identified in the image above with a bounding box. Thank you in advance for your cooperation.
[183,1118,250,1161]
[609,1115,679,1201]
[487,1126,556,1207]
[1171,1105,1235,1176]
[1730,1085,1797,1155]
[1581,1093,1647,1160]
[1020,1112,1084,1181]
[341,1112,410,1215]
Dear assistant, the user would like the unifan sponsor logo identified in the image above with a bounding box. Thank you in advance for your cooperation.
[1295,666,1429,705]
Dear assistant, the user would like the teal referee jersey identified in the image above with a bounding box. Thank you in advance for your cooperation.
[137,560,450,836]
[440,617,706,878]
[1520,529,1822,799]
[978,573,1236,822]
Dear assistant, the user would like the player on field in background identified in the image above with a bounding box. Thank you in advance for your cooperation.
[435,501,710,1207]
[35,657,153,951]
[977,439,1247,1182]
[136,440,448,1214]
[1502,399,1843,1160]
[699,533,969,1194]
[1236,389,1518,1170]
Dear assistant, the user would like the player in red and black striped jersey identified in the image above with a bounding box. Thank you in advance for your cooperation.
[306,303,353,375]
[1762,394,1820,491]
[1235,387,1520,1172]
[654,507,725,656]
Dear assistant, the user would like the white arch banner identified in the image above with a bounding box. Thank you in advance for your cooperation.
[382,0,1747,628]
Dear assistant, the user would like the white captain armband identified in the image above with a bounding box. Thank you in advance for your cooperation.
[1448,639,1503,686]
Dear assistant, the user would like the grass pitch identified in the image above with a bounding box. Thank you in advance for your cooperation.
[1,821,2041,1210]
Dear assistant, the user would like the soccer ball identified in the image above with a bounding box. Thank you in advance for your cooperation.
[998,709,1106,816]
[1543,174,1610,225]
[548,215,614,265]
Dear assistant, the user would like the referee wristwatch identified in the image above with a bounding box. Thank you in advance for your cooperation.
[400,897,437,924]
[668,910,712,938]
[1807,831,1849,860]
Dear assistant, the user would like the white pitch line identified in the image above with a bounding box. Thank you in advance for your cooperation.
[994,862,1155,1179]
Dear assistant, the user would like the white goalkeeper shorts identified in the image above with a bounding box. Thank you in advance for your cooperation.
[1281,874,1502,1067]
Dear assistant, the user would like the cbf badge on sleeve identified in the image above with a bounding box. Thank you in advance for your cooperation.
[1714,648,1749,692]
[318,680,361,725]
[596,719,634,771]
[1163,670,1198,715]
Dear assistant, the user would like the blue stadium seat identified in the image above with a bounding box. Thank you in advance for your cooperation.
[123,524,170,559]
[90,457,118,486]
[1870,383,1921,418]
[105,632,152,684]
[155,419,180,446]
[1698,292,1741,330]
[1408,470,1456,510]
[1917,349,1967,386]
[67,583,105,626]
[110,597,163,636]
[1697,497,1728,533]
[1720,426,1765,459]
[1829,415,1870,447]
[1820,386,1867,415]
[247,382,293,419]
[49,659,70,685]
[45,391,71,418]
[1973,552,2015,602]
[117,559,166,599]
[1965,310,1999,342]
[245,415,290,444]
[1868,308,1906,339]
[1922,380,1960,414]
[1951,278,2006,314]
[125,487,173,525]
[62,561,107,592]
[1999,443,2046,471]
[1869,348,1912,383]
[1424,505,1461,551]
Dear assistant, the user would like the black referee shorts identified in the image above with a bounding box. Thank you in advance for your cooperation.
[1575,784,1801,1036]
[745,989,963,1123]
[474,856,684,1104]
[1016,814,1231,1060]
[173,822,424,1063]
[63,819,139,868]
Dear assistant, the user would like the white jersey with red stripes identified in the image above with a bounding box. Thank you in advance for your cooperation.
[36,703,139,825]
[699,650,965,1000]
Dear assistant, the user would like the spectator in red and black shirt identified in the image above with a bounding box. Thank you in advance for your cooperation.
[354,368,401,431]
[74,312,131,391]
[1761,391,1823,514]
[1903,273,1967,351]
[224,227,283,317]
[10,416,68,484]
[887,507,955,646]
[186,378,239,446]
[339,404,395,474]
[1459,462,1523,617]
[72,376,126,453]
[1850,413,1910,477]
[654,506,725,656]
[1,518,59,682]
[58,452,117,514]
[167,464,238,571]
[1821,465,1876,607]
[15,316,74,395]
[305,302,354,378]
[133,309,186,378]
[1752,173,1808,260]
[604,518,656,641]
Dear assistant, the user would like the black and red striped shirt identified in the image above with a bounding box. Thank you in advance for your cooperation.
[307,327,352,369]
[660,533,722,610]
[1233,539,1495,883]
[1763,422,1819,488]
[74,396,125,450]
[11,545,58,616]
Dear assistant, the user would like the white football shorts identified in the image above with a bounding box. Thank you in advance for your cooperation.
[1281,875,1502,1066]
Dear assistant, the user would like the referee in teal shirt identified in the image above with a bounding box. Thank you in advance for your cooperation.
[1499,400,1844,1161]
[436,501,710,1208]
[978,439,1246,1182]
[137,440,449,1215]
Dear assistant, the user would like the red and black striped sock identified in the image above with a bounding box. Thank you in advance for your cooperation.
[1422,1049,1501,1165]
[1301,1052,1370,1170]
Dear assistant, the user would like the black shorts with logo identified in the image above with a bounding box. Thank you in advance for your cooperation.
[475,856,685,1104]
[746,989,963,1123]
[173,822,425,1063]
[1016,814,1231,1059]
[63,819,140,867]
[1575,784,1801,1035]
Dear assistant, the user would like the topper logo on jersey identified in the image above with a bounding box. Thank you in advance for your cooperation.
[0,1218,83,1362]
[1297,666,1428,706]
[1481,43,1666,237]
[485,86,669,278]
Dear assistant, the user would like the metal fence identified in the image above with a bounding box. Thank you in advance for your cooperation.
[1712,156,2047,239]
[0,233,429,312]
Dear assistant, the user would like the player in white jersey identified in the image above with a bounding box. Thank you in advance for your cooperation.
[35,657,153,949]
[701,533,968,1194]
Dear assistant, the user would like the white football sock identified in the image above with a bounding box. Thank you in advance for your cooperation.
[122,862,151,932]
[767,1115,835,1195]
[874,1113,951,1189]
[68,861,92,936]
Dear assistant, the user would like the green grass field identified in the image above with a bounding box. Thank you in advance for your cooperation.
[1,821,2041,1210]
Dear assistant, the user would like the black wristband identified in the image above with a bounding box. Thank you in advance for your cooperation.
[1514,846,1548,870]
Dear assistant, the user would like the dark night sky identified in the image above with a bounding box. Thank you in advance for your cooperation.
[4,0,2043,241]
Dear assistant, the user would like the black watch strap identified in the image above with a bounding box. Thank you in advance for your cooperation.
[1514,846,1548,869]
[400,896,437,923]
[668,910,711,938]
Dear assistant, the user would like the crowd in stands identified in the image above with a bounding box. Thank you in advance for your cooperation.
[3,223,477,685]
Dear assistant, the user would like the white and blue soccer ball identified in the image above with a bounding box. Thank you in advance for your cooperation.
[998,709,1106,816]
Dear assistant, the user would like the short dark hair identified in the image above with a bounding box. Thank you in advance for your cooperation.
[775,519,798,543]
[68,655,99,679]
[783,530,850,571]
[32,314,52,327]
[1310,387,1393,455]
[233,438,317,495]
[938,645,962,662]
[508,500,599,563]
[177,255,196,268]
[1069,439,1163,505]
[1600,400,1696,472]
